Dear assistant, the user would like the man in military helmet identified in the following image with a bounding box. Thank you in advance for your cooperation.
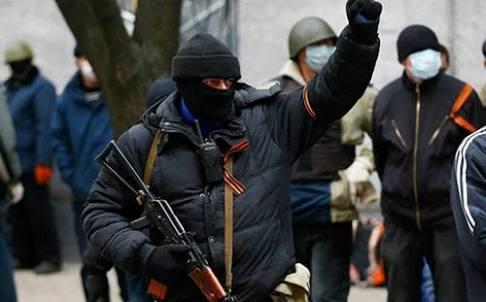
[3,41,61,274]
[82,1,382,301]
[272,16,378,301]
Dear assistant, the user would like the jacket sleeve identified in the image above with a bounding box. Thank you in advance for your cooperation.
[51,98,74,185]
[371,92,386,179]
[81,125,156,273]
[452,127,486,247]
[0,93,21,181]
[265,27,380,163]
[34,80,56,165]
[354,87,378,171]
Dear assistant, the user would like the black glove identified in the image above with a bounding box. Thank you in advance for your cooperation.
[346,0,382,45]
[82,271,110,302]
[145,244,191,285]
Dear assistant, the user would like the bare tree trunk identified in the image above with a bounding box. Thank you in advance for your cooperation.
[54,0,182,136]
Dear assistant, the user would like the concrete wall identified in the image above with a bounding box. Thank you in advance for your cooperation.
[0,0,75,90]
[239,0,486,91]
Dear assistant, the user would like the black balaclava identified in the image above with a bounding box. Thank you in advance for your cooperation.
[9,59,35,83]
[172,33,241,122]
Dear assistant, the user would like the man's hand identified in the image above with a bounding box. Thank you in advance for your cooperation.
[346,0,382,45]
[344,158,372,204]
[8,182,24,204]
[34,164,53,185]
[145,244,191,285]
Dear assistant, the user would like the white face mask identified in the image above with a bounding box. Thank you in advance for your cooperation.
[407,49,441,80]
[305,45,336,72]
[79,60,97,83]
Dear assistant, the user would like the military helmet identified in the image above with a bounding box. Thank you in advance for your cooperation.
[288,16,337,59]
[5,41,33,64]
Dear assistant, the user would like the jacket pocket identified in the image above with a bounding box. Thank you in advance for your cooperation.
[390,119,407,149]
[428,115,449,146]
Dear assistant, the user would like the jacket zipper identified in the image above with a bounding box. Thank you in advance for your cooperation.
[413,85,422,230]
[428,115,448,146]
[391,119,407,148]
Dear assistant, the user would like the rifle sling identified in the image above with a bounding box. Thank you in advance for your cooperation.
[224,157,234,292]
[143,129,169,301]
[144,129,165,185]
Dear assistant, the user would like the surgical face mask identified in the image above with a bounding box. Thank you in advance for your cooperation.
[79,60,97,83]
[305,45,336,72]
[408,49,441,80]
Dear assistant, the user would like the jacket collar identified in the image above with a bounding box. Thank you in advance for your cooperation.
[401,70,443,91]
[63,72,103,107]
[142,92,246,148]
[278,60,306,86]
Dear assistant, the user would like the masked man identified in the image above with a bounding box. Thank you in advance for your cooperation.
[82,1,382,301]
[372,25,486,302]
[4,41,60,274]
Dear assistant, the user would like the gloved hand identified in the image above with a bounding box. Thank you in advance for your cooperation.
[34,164,53,185]
[344,158,372,204]
[346,0,382,45]
[8,182,24,204]
[145,244,191,285]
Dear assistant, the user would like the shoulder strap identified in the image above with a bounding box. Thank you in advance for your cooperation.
[449,84,476,133]
[143,129,165,185]
[143,128,169,301]
[224,157,234,293]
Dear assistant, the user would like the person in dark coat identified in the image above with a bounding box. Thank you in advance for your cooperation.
[450,127,486,302]
[272,16,378,302]
[372,25,486,302]
[145,75,176,109]
[0,91,23,302]
[82,1,382,301]
[4,40,61,274]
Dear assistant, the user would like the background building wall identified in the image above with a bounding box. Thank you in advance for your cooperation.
[239,0,486,90]
[0,0,484,91]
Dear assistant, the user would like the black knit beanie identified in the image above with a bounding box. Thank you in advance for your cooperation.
[396,25,439,62]
[172,33,240,80]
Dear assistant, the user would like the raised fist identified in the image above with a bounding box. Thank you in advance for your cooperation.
[346,0,382,45]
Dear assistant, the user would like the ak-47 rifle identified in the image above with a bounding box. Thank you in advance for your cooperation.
[96,141,235,302]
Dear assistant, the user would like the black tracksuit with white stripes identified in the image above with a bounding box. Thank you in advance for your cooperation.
[451,127,486,301]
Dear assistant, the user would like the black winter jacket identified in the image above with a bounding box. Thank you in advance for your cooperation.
[373,72,486,229]
[82,28,379,302]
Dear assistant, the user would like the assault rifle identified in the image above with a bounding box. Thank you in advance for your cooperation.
[96,140,234,302]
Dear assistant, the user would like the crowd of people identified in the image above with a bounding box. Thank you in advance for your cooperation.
[1,0,486,301]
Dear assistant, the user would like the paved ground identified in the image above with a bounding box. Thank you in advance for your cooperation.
[15,261,386,302]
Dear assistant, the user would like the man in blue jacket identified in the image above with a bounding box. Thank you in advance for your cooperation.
[52,46,139,302]
[4,41,60,274]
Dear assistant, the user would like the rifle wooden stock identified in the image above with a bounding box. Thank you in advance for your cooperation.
[146,267,227,302]
[147,279,168,301]
[189,267,227,302]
